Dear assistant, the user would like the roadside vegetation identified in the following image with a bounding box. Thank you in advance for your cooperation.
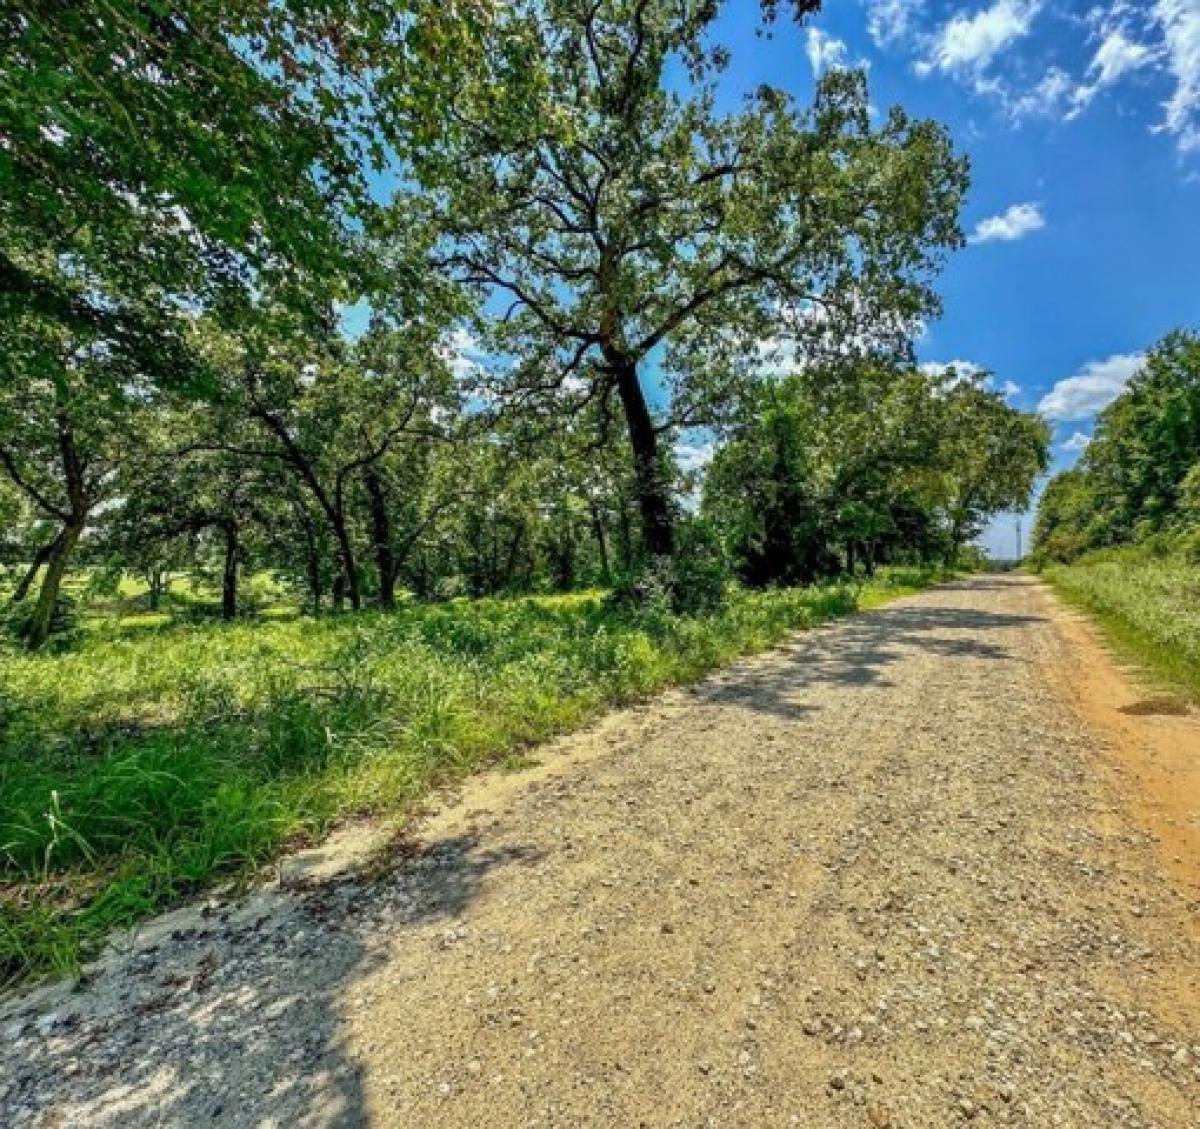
[1033,330,1200,697]
[2,2,1048,988]
[1044,549,1200,700]
[1,568,948,987]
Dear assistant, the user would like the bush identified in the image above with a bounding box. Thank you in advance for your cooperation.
[609,519,730,616]
[4,594,80,650]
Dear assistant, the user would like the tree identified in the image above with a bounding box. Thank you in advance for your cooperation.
[1031,469,1095,564]
[1,0,483,643]
[934,377,1051,560]
[704,364,1048,582]
[1,1,498,390]
[111,438,286,620]
[1032,329,1200,562]
[0,345,148,647]
[178,314,460,611]
[423,0,967,559]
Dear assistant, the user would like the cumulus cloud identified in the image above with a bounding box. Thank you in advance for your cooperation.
[806,28,850,75]
[865,0,925,47]
[1070,28,1157,116]
[918,0,1041,76]
[1154,0,1200,152]
[675,441,715,475]
[1000,379,1022,399]
[969,202,1045,243]
[1037,352,1145,421]
[1061,430,1092,452]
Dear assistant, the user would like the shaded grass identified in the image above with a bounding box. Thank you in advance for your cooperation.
[1,569,949,987]
[1043,548,1200,702]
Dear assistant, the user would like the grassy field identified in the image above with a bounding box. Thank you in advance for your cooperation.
[1043,547,1200,700]
[1,568,949,987]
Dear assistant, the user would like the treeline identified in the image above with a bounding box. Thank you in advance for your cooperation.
[706,364,1048,584]
[1033,330,1200,563]
[2,1,1044,649]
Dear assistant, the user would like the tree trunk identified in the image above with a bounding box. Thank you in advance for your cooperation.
[846,541,857,576]
[364,467,396,610]
[25,519,83,649]
[221,523,238,621]
[147,569,165,612]
[502,523,524,591]
[589,500,611,583]
[617,495,634,574]
[331,517,360,611]
[612,360,673,558]
[12,533,60,603]
[298,513,322,615]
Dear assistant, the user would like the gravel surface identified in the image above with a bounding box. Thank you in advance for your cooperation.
[3,575,1198,1127]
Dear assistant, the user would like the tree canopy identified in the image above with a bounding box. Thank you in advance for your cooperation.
[705,364,1048,584]
[420,0,968,555]
[1,0,1028,649]
[1032,329,1200,563]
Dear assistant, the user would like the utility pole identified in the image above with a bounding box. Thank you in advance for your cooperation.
[1015,518,1022,563]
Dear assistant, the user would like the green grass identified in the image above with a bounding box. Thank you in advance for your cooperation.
[0,568,949,988]
[1043,546,1200,701]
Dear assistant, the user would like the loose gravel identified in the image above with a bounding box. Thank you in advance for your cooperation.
[3,575,1198,1127]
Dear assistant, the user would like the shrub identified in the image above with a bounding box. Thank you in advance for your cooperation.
[609,519,730,616]
[4,594,80,650]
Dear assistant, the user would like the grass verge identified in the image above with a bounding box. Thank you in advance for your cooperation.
[1042,548,1200,702]
[1,568,949,988]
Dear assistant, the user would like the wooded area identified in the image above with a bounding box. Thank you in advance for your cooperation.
[1033,329,1200,564]
[1,1,1048,650]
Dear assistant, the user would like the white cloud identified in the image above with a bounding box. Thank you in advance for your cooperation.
[1061,430,1092,451]
[969,202,1045,243]
[675,441,715,475]
[1001,379,1022,398]
[865,0,925,47]
[806,28,849,76]
[1153,0,1200,152]
[919,0,1041,75]
[920,358,986,381]
[442,327,487,383]
[1070,28,1156,116]
[1006,66,1075,118]
[1037,352,1145,420]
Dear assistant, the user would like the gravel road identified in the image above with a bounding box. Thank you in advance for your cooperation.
[4,575,1199,1127]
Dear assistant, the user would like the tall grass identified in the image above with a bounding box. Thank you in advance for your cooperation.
[1,569,945,987]
[1044,546,1200,699]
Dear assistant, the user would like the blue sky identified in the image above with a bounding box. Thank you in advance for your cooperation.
[698,0,1200,555]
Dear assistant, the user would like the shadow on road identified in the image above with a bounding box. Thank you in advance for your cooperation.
[697,593,1046,722]
[4,834,544,1127]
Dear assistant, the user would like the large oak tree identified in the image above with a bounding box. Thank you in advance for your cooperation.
[424,0,968,556]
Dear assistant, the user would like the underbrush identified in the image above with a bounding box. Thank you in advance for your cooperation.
[1,568,947,987]
[1043,545,1200,700]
